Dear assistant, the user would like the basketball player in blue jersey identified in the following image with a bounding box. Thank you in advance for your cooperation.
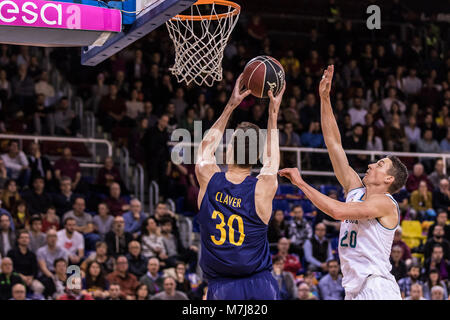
[279,65,409,300]
[195,73,286,300]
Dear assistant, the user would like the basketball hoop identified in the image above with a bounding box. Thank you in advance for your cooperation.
[166,0,240,86]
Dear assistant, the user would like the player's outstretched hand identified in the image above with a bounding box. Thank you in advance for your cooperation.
[278,168,303,186]
[229,73,252,108]
[319,65,334,98]
[268,81,286,114]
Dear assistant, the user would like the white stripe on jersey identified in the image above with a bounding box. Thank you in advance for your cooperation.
[339,187,399,294]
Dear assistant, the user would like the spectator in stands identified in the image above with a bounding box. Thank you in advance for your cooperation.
[106,255,139,300]
[27,142,54,191]
[440,128,450,152]
[0,213,15,257]
[390,245,407,281]
[1,140,30,188]
[422,268,448,300]
[410,180,436,221]
[126,241,147,279]
[383,113,409,152]
[81,241,115,275]
[348,98,367,126]
[58,278,94,300]
[392,227,412,265]
[150,276,188,300]
[365,125,383,151]
[406,163,433,193]
[11,64,35,112]
[428,159,448,190]
[303,223,333,273]
[424,243,450,281]
[92,202,114,240]
[105,216,132,258]
[98,84,128,133]
[36,229,69,298]
[0,158,8,189]
[105,182,130,217]
[140,217,167,263]
[82,260,110,300]
[0,257,23,300]
[287,205,312,259]
[139,257,164,297]
[381,87,406,116]
[96,156,124,195]
[314,190,341,238]
[174,262,192,298]
[51,258,68,299]
[404,283,427,300]
[271,255,297,300]
[1,179,21,212]
[28,215,46,254]
[300,121,325,148]
[343,124,368,170]
[427,211,450,242]
[318,259,344,300]
[424,225,450,261]
[34,71,55,106]
[398,263,423,299]
[273,237,302,277]
[33,94,54,136]
[296,282,317,300]
[54,97,80,137]
[57,217,84,265]
[62,197,94,235]
[123,199,146,239]
[107,283,123,300]
[135,283,149,300]
[39,206,58,232]
[10,283,28,300]
[417,129,441,172]
[432,180,450,214]
[268,209,289,244]
[405,116,421,151]
[22,176,53,216]
[126,89,144,121]
[430,286,445,300]
[54,147,82,192]
[402,68,422,97]
[52,176,80,218]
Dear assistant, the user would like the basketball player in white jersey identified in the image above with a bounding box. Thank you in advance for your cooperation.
[279,65,408,300]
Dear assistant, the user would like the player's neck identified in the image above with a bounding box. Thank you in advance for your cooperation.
[226,165,251,183]
[364,183,390,198]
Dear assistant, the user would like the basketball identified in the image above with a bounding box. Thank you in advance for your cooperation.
[242,55,285,98]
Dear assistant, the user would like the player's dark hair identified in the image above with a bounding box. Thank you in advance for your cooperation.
[232,122,261,169]
[387,155,408,194]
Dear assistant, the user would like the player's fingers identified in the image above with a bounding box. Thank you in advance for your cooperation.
[268,90,273,99]
[242,89,252,98]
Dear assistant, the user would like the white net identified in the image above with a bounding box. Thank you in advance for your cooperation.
[166,1,240,87]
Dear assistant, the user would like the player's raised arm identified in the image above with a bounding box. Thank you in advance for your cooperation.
[195,74,251,206]
[278,168,397,222]
[319,65,363,195]
[255,83,286,224]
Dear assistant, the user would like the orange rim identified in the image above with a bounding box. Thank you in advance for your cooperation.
[172,0,240,21]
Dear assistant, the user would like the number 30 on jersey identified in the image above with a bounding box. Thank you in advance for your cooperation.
[211,210,245,246]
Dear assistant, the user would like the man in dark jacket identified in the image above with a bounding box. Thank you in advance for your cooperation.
[0,257,23,300]
[105,216,133,258]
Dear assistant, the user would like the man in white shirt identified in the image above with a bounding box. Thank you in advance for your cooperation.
[348,98,367,126]
[402,68,422,97]
[1,140,30,187]
[57,217,84,265]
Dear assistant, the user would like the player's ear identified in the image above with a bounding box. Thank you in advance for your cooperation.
[384,175,394,186]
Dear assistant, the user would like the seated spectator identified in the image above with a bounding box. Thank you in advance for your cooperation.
[62,197,93,234]
[0,257,23,300]
[174,262,192,298]
[0,213,15,257]
[51,258,68,299]
[135,283,150,300]
[405,163,433,193]
[430,285,445,300]
[0,158,8,188]
[268,209,289,244]
[106,283,123,300]
[98,84,130,133]
[28,215,46,254]
[432,180,450,214]
[318,259,344,300]
[105,182,130,217]
[54,147,82,192]
[139,257,164,297]
[410,180,436,220]
[22,176,53,216]
[427,211,450,242]
[33,93,54,136]
[52,176,81,218]
[423,243,450,280]
[10,200,30,230]
[404,283,427,300]
[422,269,448,300]
[126,89,144,121]
[150,276,188,300]
[82,260,110,300]
[27,142,53,190]
[58,278,94,300]
[7,230,41,298]
[41,206,60,233]
[417,130,441,172]
[57,217,84,265]
[303,223,333,272]
[287,205,312,258]
[300,121,325,148]
[36,229,69,298]
[151,202,177,231]
[1,140,30,188]
[398,263,423,299]
[126,241,147,279]
[365,125,383,151]
[428,159,448,190]
[81,241,115,275]
[123,199,147,238]
[96,156,124,195]
[140,217,166,262]
[10,283,29,300]
[92,202,114,240]
[423,225,450,261]
[1,179,21,212]
[53,97,80,136]
[343,124,368,170]
[404,116,421,150]
[105,216,133,258]
[279,122,301,167]
[106,255,139,300]
[383,114,409,152]
[390,245,407,281]
[296,282,318,300]
[273,237,302,277]
[271,255,297,300]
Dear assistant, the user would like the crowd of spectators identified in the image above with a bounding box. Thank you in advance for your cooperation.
[0,1,449,300]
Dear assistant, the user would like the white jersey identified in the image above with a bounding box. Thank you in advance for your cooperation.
[339,187,399,294]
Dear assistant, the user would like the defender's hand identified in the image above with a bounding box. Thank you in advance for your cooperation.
[278,168,303,186]
[228,73,252,108]
[319,65,334,98]
[268,82,286,115]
